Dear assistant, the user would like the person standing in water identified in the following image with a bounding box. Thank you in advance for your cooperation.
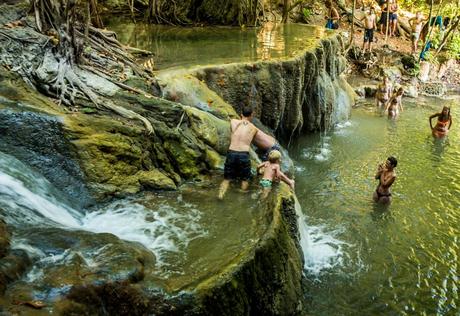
[385,87,403,118]
[218,106,258,200]
[257,150,295,199]
[373,156,398,204]
[430,106,452,137]
[361,7,377,53]
[375,76,392,108]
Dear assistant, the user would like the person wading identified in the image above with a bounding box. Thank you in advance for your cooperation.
[218,106,258,199]
[373,156,398,204]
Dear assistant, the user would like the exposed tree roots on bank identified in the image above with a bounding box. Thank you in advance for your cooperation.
[0,1,161,133]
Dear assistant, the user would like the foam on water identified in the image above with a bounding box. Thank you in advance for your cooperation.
[82,202,207,266]
[0,152,206,266]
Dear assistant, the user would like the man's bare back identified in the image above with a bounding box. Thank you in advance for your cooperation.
[229,119,258,152]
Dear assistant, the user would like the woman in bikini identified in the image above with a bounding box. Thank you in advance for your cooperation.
[375,77,392,108]
[385,87,403,118]
[430,106,452,137]
[373,156,398,204]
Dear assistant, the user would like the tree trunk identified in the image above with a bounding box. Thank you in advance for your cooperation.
[282,0,290,23]
[348,0,356,48]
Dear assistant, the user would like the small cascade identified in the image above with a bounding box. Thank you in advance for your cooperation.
[0,151,206,265]
[294,196,344,275]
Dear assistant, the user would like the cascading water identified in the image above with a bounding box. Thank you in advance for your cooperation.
[0,151,206,267]
[294,196,344,275]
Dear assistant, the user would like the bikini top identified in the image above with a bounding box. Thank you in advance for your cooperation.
[437,118,450,126]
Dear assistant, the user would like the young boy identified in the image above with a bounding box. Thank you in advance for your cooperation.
[257,150,295,199]
[361,7,377,52]
[409,11,425,54]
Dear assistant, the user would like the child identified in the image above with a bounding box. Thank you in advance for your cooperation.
[361,7,377,52]
[257,150,295,198]
[409,11,426,55]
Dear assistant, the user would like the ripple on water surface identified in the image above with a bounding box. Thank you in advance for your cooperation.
[291,97,460,315]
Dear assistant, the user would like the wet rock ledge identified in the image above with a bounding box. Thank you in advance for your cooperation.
[159,31,357,141]
[53,185,304,316]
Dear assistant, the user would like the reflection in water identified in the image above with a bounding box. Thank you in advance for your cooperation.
[256,22,281,60]
[106,20,332,69]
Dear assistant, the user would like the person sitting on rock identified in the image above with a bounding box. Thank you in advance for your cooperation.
[218,106,259,199]
[253,129,281,162]
[409,11,426,55]
[375,76,392,108]
[430,106,452,137]
[257,150,295,199]
[373,156,397,204]
[325,0,340,29]
[361,6,377,53]
[385,87,404,118]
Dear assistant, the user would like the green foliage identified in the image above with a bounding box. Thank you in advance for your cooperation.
[302,7,313,22]
[446,33,460,59]
[423,50,439,64]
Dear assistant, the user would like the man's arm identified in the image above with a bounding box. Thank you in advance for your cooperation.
[332,8,340,20]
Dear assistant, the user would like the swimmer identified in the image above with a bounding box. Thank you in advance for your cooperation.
[385,87,403,118]
[430,106,452,137]
[373,156,397,204]
[253,129,281,163]
[376,76,392,108]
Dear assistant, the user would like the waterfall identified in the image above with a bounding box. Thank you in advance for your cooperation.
[294,196,344,275]
[0,151,205,265]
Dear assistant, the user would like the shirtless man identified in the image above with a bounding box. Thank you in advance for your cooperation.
[253,129,281,162]
[361,7,377,52]
[375,76,392,108]
[409,11,425,54]
[373,156,397,204]
[218,106,258,199]
[389,0,398,37]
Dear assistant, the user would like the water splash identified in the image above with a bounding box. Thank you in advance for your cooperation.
[294,196,345,275]
[0,151,206,266]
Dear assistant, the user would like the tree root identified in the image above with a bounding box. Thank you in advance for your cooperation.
[0,1,160,134]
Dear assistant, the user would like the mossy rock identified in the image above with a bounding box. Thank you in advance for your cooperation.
[137,169,177,190]
[185,106,230,154]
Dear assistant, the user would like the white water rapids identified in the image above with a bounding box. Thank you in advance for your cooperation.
[0,152,205,265]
